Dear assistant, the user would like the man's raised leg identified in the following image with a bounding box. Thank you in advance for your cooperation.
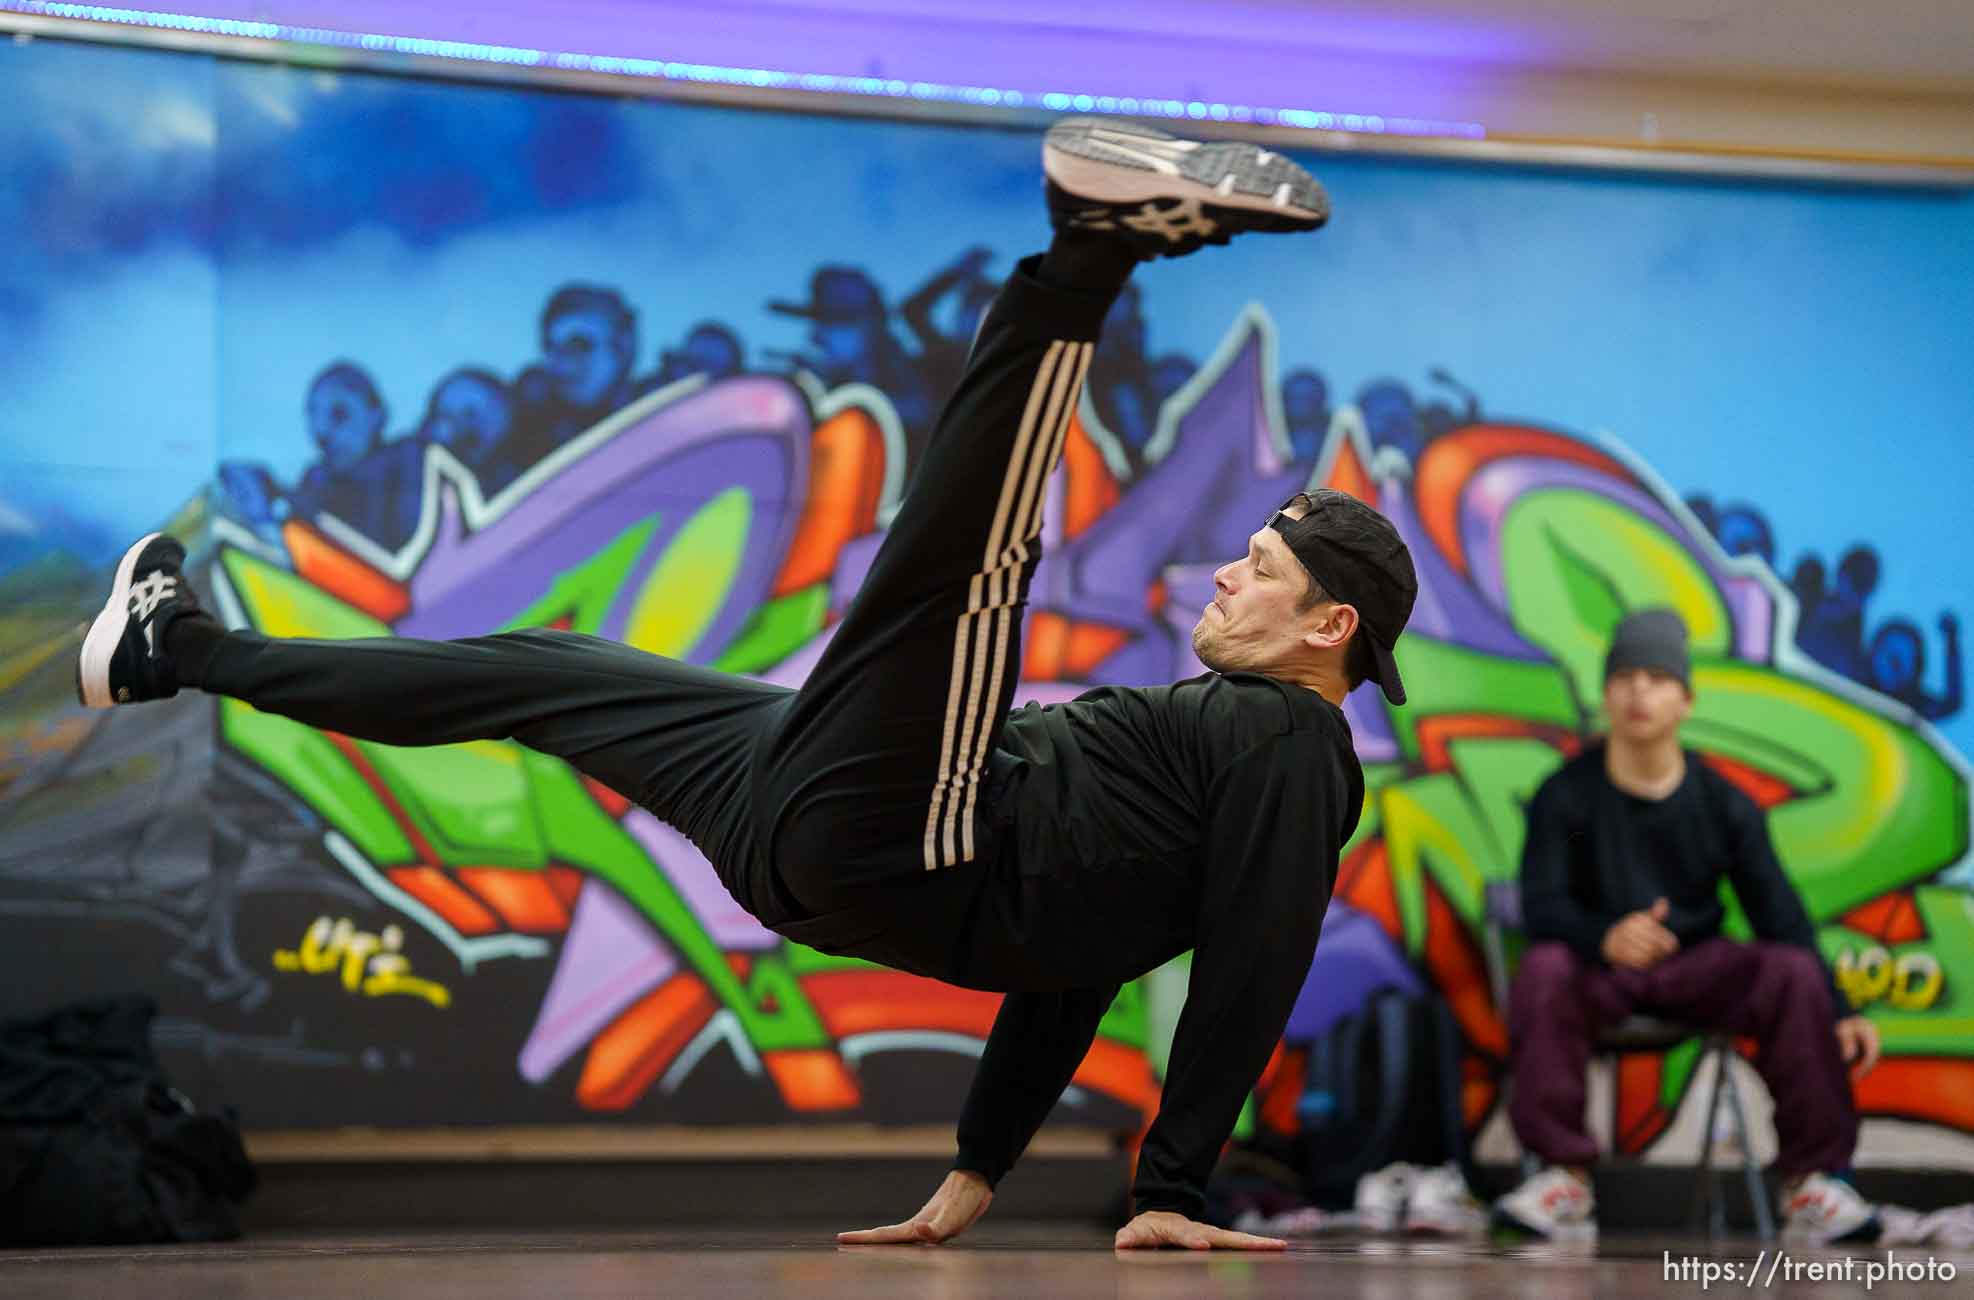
[765,118,1330,899]
[77,535,790,895]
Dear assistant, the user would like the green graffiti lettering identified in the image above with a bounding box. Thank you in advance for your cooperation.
[626,489,752,657]
[1343,762,1405,858]
[221,698,415,864]
[1097,978,1148,1051]
[1384,635,1578,761]
[502,519,659,635]
[522,752,829,1049]
[1444,736,1566,884]
[713,584,830,675]
[1501,490,1730,711]
[1692,662,1964,919]
[215,550,419,862]
[358,740,546,867]
[1381,773,1499,949]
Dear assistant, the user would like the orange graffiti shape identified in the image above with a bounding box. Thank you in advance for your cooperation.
[1413,426,1635,577]
[762,1049,863,1112]
[1839,891,1926,946]
[773,407,887,595]
[801,970,1002,1040]
[576,972,717,1110]
[281,520,410,622]
[454,867,571,934]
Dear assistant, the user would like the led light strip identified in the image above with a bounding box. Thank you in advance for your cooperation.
[0,0,1486,139]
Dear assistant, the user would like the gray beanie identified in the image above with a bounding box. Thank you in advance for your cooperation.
[1605,608,1690,688]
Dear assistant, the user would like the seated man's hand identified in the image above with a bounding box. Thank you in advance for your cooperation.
[1601,897,1680,971]
[1835,1015,1881,1080]
[838,1169,993,1246]
[1114,1210,1286,1251]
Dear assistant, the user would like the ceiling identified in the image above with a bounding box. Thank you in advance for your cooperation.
[813,0,1974,95]
[8,0,1972,161]
[25,1,1973,96]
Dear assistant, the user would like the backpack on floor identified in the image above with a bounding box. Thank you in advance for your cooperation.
[1294,989,1469,1208]
[0,995,257,1245]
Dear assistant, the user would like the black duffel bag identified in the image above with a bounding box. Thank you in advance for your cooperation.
[0,995,256,1245]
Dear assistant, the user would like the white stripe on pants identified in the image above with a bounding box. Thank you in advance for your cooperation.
[920,338,1093,870]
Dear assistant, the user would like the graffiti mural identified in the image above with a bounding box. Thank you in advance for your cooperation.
[198,370,1169,1122]
[2,35,1970,1159]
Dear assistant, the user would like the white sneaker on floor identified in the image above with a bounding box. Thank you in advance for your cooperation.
[1353,1162,1413,1233]
[1782,1172,1880,1245]
[1404,1162,1486,1236]
[1494,1167,1598,1240]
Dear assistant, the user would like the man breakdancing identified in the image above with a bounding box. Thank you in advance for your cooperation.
[77,118,1418,1251]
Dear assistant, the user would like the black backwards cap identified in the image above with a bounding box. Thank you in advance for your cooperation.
[1265,488,1419,706]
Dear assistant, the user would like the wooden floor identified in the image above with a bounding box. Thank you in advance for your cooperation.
[7,1227,1964,1299]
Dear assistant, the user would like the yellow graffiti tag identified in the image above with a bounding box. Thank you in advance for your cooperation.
[1836,945,1943,1011]
[273,916,452,1008]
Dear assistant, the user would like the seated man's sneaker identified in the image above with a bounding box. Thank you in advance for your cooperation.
[1404,1162,1487,1236]
[77,533,202,708]
[1353,1161,1412,1233]
[1782,1172,1880,1245]
[1043,116,1329,259]
[1494,1167,1598,1240]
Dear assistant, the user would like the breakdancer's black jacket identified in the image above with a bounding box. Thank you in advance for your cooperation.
[769,671,1361,1221]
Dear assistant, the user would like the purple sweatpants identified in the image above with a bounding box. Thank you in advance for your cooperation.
[1508,938,1858,1180]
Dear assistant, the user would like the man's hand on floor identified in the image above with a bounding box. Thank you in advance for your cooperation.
[838,1169,993,1245]
[1113,1210,1287,1251]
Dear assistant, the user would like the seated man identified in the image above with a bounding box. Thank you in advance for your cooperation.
[1496,609,1882,1244]
[77,118,1415,1250]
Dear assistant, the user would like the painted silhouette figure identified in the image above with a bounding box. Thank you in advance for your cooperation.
[769,265,936,475]
[1869,613,1961,720]
[648,321,746,391]
[513,285,641,455]
[1282,369,1332,461]
[421,367,523,497]
[288,362,425,551]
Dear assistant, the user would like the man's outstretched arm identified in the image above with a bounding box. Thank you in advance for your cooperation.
[1120,734,1333,1249]
[839,987,1115,1245]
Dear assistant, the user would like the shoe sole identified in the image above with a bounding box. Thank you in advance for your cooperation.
[1044,116,1329,229]
[76,531,158,709]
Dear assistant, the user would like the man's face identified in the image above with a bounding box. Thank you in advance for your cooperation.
[1191,522,1332,677]
[545,307,631,407]
[1604,667,1691,745]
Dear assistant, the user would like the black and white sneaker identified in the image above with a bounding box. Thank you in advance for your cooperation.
[77,532,201,708]
[1043,116,1329,258]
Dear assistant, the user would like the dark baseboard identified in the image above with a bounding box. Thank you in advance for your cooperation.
[241,1153,1968,1234]
[241,1155,1129,1233]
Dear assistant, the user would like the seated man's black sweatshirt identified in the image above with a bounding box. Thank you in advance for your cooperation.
[1520,744,1847,1017]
